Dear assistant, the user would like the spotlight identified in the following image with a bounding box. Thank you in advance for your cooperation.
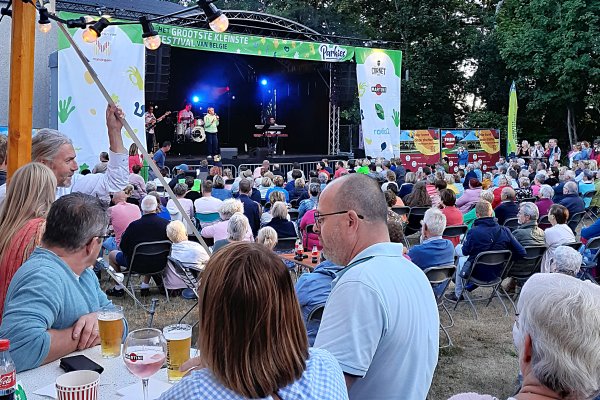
[38,8,52,33]
[260,79,268,86]
[198,0,229,33]
[192,96,200,103]
[140,16,161,50]
[82,17,110,43]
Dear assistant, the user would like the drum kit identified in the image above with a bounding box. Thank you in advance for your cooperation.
[176,118,206,143]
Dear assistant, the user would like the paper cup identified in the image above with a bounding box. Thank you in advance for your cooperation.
[56,370,100,400]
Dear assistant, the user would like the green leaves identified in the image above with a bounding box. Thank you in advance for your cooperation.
[375,104,385,120]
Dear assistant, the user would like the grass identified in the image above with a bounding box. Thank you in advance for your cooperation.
[101,270,520,400]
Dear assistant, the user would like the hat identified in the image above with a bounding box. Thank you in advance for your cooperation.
[176,164,189,172]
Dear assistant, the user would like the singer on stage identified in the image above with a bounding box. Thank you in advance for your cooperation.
[204,107,220,157]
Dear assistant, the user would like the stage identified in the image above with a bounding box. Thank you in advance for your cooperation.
[164,153,348,171]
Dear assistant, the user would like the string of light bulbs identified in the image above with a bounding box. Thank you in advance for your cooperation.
[22,0,230,50]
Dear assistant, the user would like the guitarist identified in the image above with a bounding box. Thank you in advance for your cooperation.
[145,105,170,152]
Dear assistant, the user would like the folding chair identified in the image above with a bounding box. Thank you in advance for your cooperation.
[580,236,600,284]
[307,304,325,323]
[404,207,429,236]
[195,212,220,227]
[288,209,299,221]
[275,237,298,252]
[538,214,551,230]
[391,206,410,217]
[423,264,456,347]
[582,190,598,226]
[442,225,468,245]
[452,250,512,319]
[503,218,520,231]
[500,245,546,312]
[562,241,582,251]
[123,240,172,304]
[168,257,203,328]
[567,211,585,234]
[518,197,537,203]
[290,199,299,209]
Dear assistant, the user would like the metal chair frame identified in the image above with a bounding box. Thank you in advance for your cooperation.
[442,225,468,245]
[567,211,586,234]
[502,217,520,231]
[500,245,546,312]
[423,264,456,348]
[123,240,173,304]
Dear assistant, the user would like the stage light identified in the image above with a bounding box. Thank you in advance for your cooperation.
[140,16,161,50]
[260,79,268,86]
[38,8,52,33]
[225,86,230,92]
[82,17,110,43]
[192,96,200,103]
[198,0,229,33]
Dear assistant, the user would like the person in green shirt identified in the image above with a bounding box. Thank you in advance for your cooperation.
[356,159,370,174]
[204,107,220,158]
[463,189,495,228]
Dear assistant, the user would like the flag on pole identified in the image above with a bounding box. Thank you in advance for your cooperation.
[507,81,518,156]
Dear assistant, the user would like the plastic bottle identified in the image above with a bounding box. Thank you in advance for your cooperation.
[0,339,15,400]
[311,246,319,264]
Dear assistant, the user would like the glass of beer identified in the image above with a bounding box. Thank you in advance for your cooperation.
[163,324,192,383]
[98,305,124,358]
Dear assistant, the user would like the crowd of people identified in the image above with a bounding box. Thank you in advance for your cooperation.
[0,115,600,400]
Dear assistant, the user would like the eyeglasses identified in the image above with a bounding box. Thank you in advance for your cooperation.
[314,210,364,228]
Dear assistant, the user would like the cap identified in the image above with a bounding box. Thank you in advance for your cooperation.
[176,164,189,172]
[0,339,9,351]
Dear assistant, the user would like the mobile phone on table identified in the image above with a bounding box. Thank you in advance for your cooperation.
[59,355,104,374]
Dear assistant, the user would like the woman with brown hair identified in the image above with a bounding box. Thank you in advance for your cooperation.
[128,142,142,173]
[0,162,56,323]
[403,181,432,208]
[159,242,348,399]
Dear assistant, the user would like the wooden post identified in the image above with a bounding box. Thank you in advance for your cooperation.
[7,0,36,179]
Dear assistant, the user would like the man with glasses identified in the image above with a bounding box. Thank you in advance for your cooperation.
[0,193,115,372]
[313,174,439,399]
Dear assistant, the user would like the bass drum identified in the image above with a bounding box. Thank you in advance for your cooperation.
[191,126,206,142]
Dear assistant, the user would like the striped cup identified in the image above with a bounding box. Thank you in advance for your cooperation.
[56,370,99,400]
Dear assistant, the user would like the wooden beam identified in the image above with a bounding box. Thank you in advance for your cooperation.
[7,0,36,179]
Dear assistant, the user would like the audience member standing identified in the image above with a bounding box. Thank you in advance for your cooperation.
[149,141,171,180]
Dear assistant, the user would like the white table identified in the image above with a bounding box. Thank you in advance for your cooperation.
[19,346,175,400]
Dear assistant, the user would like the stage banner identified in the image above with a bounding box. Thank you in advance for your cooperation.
[57,12,143,171]
[156,24,355,62]
[355,48,402,159]
[440,129,500,173]
[399,129,441,169]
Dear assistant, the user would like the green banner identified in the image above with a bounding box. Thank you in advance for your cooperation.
[156,24,355,62]
[507,81,518,156]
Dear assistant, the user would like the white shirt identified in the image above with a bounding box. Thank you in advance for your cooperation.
[540,223,576,273]
[194,196,223,214]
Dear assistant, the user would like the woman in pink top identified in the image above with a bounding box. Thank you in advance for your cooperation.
[455,178,482,213]
[128,143,143,173]
[439,189,464,246]
[201,199,253,242]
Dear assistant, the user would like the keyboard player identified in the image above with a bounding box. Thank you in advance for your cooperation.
[263,116,281,155]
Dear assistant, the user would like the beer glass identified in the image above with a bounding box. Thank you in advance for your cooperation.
[98,305,124,358]
[163,324,192,383]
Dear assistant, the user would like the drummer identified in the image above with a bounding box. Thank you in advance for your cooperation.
[178,103,194,141]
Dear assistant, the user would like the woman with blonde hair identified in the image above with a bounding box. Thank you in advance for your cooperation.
[0,162,56,322]
[256,226,278,250]
[159,242,347,399]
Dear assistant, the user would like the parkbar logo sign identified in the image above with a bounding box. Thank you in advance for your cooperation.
[319,44,348,61]
[371,60,386,76]
[371,84,387,95]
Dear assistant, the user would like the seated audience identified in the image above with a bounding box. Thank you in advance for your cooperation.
[164,221,209,293]
[398,171,416,198]
[166,183,195,234]
[403,181,432,208]
[491,175,511,208]
[102,191,141,253]
[159,242,348,399]
[515,177,533,200]
[385,190,405,224]
[266,175,290,202]
[535,184,554,217]
[299,209,321,251]
[183,176,201,203]
[512,202,545,246]
[231,168,252,194]
[194,180,223,223]
[92,151,109,174]
[265,202,298,239]
[381,170,398,193]
[289,177,306,202]
[456,178,482,213]
[168,164,189,189]
[462,190,495,229]
[261,190,287,226]
[0,193,113,372]
[253,159,270,179]
[212,212,253,252]
[494,187,519,225]
[106,195,170,297]
[550,245,582,277]
[553,169,576,203]
[298,183,320,221]
[258,176,274,200]
[578,170,596,207]
[0,162,56,324]
[439,189,463,246]
[449,273,600,400]
[540,204,576,273]
[387,219,407,246]
[128,164,146,201]
[559,181,585,218]
[580,215,600,244]
[447,200,526,302]
[530,173,545,197]
[201,199,252,242]
[147,191,171,221]
[211,175,232,201]
[256,226,278,250]
[462,164,477,189]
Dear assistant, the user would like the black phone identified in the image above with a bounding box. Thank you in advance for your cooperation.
[59,355,104,374]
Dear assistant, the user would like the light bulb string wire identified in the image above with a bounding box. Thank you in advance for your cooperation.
[54,17,212,255]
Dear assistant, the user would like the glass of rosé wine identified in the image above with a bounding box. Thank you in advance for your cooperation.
[123,328,167,400]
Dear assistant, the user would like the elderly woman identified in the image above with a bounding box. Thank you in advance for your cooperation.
[265,201,297,239]
[492,175,511,208]
[201,199,253,242]
[540,204,576,273]
[550,245,582,277]
[261,190,287,226]
[535,184,554,218]
[166,183,195,234]
[256,226,278,250]
[211,175,232,201]
[456,178,482,214]
[159,242,348,399]
[515,177,533,201]
[529,173,545,197]
[212,212,254,253]
[381,170,398,193]
[398,171,416,199]
[258,176,274,200]
[449,273,600,400]
[163,221,210,294]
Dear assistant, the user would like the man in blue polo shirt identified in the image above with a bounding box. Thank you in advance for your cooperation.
[314,174,438,399]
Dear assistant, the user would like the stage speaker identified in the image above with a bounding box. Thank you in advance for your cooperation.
[221,147,238,159]
[145,45,171,102]
[250,147,269,160]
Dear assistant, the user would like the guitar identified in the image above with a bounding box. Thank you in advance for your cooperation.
[145,111,171,130]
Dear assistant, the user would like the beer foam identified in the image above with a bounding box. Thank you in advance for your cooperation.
[98,312,123,321]
[163,329,192,340]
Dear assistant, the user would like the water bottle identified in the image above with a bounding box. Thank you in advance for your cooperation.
[0,339,15,400]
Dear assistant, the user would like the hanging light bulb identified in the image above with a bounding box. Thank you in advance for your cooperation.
[139,16,161,50]
[82,17,110,43]
[198,0,229,33]
[38,8,52,34]
[82,28,98,43]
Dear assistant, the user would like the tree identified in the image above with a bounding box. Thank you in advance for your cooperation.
[496,0,600,146]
